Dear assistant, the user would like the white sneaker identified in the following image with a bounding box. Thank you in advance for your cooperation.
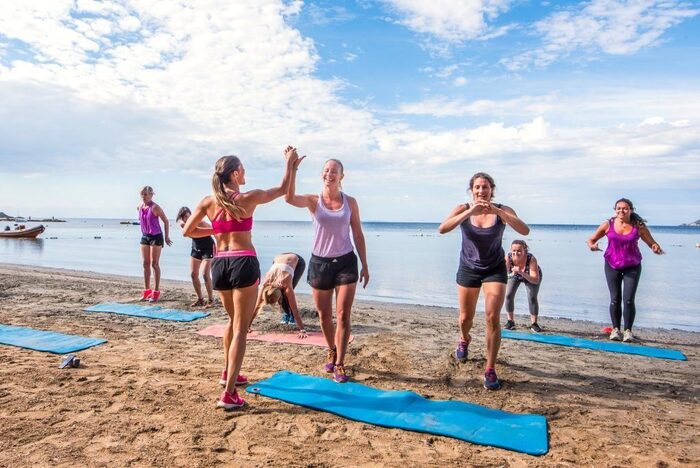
[622,329,637,343]
[609,328,622,341]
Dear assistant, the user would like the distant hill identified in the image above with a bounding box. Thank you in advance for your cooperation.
[681,219,700,227]
[0,212,9,218]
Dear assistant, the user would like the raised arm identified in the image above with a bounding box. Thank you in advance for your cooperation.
[495,205,529,236]
[587,221,608,251]
[638,224,664,255]
[438,204,472,234]
[285,150,315,210]
[244,146,299,206]
[349,196,369,288]
[153,204,173,246]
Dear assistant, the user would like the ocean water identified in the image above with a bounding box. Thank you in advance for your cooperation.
[1,219,699,332]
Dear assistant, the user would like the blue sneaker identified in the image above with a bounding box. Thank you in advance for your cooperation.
[280,312,290,324]
[288,314,296,326]
[454,338,469,362]
[483,368,501,390]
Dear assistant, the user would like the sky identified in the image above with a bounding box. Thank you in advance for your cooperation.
[0,0,699,224]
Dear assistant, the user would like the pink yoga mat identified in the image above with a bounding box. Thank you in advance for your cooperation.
[196,324,353,347]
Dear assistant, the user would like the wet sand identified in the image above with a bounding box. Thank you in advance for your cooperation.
[0,263,698,467]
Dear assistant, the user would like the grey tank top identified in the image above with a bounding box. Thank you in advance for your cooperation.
[459,204,506,272]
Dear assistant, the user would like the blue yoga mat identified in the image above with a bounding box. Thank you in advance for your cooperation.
[502,330,687,361]
[0,324,107,354]
[247,371,548,456]
[84,302,209,322]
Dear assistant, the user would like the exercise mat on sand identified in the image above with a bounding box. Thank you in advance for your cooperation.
[501,330,686,361]
[246,371,548,456]
[85,302,209,322]
[0,324,106,354]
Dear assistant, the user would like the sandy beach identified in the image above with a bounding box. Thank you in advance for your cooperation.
[0,263,698,467]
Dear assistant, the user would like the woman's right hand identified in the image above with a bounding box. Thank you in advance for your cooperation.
[589,242,601,252]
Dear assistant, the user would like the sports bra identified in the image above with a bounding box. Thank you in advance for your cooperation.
[211,192,253,234]
[270,262,295,277]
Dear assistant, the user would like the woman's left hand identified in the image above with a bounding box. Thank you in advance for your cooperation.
[652,243,664,255]
[297,329,308,339]
[165,236,173,246]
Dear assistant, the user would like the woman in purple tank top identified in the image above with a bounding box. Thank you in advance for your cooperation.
[587,198,664,343]
[285,152,369,384]
[438,173,529,391]
[137,186,172,303]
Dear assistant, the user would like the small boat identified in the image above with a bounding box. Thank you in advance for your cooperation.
[0,225,45,239]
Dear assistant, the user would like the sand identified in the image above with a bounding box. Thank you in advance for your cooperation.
[0,263,698,467]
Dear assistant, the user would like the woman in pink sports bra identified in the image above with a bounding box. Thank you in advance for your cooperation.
[137,186,172,303]
[285,155,369,384]
[587,198,664,343]
[183,147,300,410]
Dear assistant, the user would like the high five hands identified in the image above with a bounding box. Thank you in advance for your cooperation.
[284,145,306,169]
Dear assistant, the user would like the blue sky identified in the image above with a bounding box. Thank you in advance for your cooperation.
[0,0,698,224]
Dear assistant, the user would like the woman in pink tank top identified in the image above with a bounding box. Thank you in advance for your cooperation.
[285,153,369,383]
[183,146,300,410]
[137,186,172,303]
[587,198,664,343]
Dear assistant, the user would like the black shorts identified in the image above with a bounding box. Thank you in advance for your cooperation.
[307,251,358,291]
[140,233,164,247]
[211,256,261,290]
[191,237,215,260]
[456,262,508,288]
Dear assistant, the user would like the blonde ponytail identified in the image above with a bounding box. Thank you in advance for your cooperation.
[212,156,246,221]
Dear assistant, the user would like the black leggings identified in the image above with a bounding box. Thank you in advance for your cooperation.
[280,254,306,315]
[505,277,541,316]
[604,262,642,330]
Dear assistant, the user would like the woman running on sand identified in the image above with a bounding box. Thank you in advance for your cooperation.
[251,252,307,337]
[587,198,664,343]
[438,172,529,390]
[504,240,543,332]
[183,147,299,409]
[176,207,216,307]
[137,186,172,302]
[285,154,369,383]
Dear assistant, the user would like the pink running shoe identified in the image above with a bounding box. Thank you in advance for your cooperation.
[148,290,161,302]
[140,289,152,301]
[217,389,245,410]
[219,369,249,386]
[333,365,349,383]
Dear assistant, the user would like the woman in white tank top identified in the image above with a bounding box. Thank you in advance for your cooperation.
[285,150,369,383]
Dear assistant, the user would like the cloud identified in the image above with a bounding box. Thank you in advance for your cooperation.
[0,0,377,174]
[382,0,513,42]
[502,0,700,70]
[395,95,557,117]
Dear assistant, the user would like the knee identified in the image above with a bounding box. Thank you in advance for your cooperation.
[151,261,159,269]
[336,308,351,326]
[142,260,150,269]
[458,314,473,328]
[485,310,500,328]
[203,272,211,281]
[190,271,198,280]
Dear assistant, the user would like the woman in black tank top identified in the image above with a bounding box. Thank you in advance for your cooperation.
[176,207,216,307]
[504,240,542,332]
[438,172,530,391]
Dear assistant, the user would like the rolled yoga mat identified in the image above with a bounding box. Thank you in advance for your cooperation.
[501,329,686,361]
[246,370,549,456]
[0,324,107,354]
[85,302,209,322]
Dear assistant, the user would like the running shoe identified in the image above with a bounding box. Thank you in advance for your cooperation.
[622,329,637,343]
[288,314,296,326]
[609,328,622,341]
[530,323,542,333]
[217,389,245,410]
[454,338,469,362]
[148,290,161,302]
[280,312,290,324]
[219,369,249,386]
[333,365,349,383]
[140,289,153,301]
[504,320,515,330]
[324,348,337,373]
[483,368,501,390]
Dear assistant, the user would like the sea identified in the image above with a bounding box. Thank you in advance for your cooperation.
[1,219,698,332]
